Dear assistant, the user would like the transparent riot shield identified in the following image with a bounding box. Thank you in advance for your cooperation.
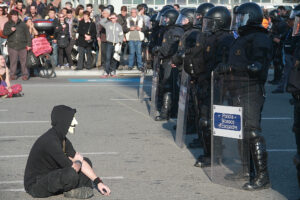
[203,71,250,189]
[138,63,147,102]
[175,70,190,148]
[150,55,160,119]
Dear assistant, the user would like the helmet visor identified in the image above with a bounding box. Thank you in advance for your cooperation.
[236,13,250,28]
[230,13,237,31]
[155,11,163,22]
[293,16,300,36]
[175,14,189,26]
[202,17,214,32]
[159,16,168,26]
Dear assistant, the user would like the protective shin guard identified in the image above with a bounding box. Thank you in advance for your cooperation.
[243,136,270,190]
[195,129,211,168]
[155,92,172,121]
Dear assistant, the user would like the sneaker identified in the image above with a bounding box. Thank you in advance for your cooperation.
[64,187,94,199]
[64,63,69,67]
[61,66,66,70]
[22,76,29,81]
[71,66,77,70]
[101,72,109,78]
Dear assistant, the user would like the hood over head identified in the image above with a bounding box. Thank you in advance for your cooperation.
[51,105,76,141]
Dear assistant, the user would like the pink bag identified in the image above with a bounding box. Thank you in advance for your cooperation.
[32,37,52,57]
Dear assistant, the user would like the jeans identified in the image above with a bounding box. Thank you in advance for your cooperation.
[105,42,118,74]
[77,46,92,69]
[51,42,58,67]
[128,40,143,69]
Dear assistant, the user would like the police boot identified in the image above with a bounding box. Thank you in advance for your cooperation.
[294,154,300,188]
[225,140,250,181]
[155,92,172,121]
[194,129,211,168]
[243,135,270,190]
[64,187,94,199]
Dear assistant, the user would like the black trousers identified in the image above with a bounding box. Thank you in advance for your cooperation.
[101,42,107,67]
[58,46,73,66]
[77,46,92,69]
[27,157,92,198]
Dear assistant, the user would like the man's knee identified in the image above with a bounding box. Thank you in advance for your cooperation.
[84,157,92,168]
[48,167,79,192]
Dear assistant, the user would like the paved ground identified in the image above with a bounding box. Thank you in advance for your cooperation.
[0,73,298,200]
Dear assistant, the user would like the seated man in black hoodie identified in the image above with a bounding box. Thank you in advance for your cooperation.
[24,105,111,199]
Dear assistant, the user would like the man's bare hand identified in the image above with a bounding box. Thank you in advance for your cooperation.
[171,64,176,68]
[130,26,135,31]
[11,27,16,32]
[97,183,111,196]
[273,38,280,43]
[136,26,141,31]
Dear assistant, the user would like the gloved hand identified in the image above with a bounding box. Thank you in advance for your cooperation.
[215,63,232,74]
[152,46,160,55]
[247,62,262,73]
[185,48,192,55]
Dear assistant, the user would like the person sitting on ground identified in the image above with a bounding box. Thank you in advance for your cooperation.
[24,105,111,199]
[0,55,22,98]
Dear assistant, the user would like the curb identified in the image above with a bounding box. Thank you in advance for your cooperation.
[54,69,153,77]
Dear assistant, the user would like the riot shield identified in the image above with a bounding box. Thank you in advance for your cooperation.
[203,71,250,189]
[138,63,147,102]
[175,70,190,148]
[150,55,160,119]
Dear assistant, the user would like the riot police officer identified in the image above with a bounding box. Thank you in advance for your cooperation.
[289,11,300,188]
[216,2,272,190]
[194,3,214,29]
[190,6,234,168]
[153,9,184,121]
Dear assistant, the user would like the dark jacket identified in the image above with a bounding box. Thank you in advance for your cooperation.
[54,21,70,47]
[3,19,31,50]
[77,19,96,47]
[117,14,128,33]
[24,105,77,192]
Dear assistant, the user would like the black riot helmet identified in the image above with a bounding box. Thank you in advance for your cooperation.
[159,9,179,26]
[176,8,196,26]
[150,13,158,28]
[290,4,300,19]
[269,9,280,23]
[141,3,148,14]
[195,3,215,25]
[106,5,114,14]
[155,5,174,22]
[235,2,263,28]
[202,6,231,33]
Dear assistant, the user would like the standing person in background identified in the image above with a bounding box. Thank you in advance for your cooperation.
[173,4,180,12]
[3,10,31,80]
[55,13,73,69]
[86,4,94,20]
[24,16,38,37]
[35,0,45,18]
[25,0,35,15]
[66,9,76,70]
[98,8,109,69]
[65,1,72,11]
[73,4,84,40]
[100,13,123,77]
[13,0,25,20]
[46,8,59,68]
[0,7,8,54]
[125,8,144,71]
[27,5,41,20]
[117,6,128,70]
[75,11,96,70]
[94,4,105,69]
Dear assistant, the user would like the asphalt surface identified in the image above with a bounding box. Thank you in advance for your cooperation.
[0,73,298,200]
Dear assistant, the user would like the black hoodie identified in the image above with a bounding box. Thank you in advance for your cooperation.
[24,105,77,191]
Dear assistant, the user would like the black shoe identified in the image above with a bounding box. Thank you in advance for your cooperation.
[188,141,203,148]
[194,155,211,168]
[64,187,94,199]
[128,67,133,71]
[272,89,284,94]
[75,68,82,71]
[242,178,271,190]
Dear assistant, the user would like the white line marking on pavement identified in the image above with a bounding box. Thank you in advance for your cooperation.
[262,117,292,120]
[111,98,150,101]
[0,188,25,192]
[0,152,119,159]
[0,121,49,124]
[0,135,38,139]
[0,109,8,112]
[0,177,124,186]
[267,149,296,152]
[116,101,150,119]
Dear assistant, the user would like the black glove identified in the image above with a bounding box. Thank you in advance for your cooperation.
[247,62,262,73]
[152,46,160,55]
[215,63,232,74]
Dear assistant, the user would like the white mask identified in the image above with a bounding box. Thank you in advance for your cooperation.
[68,117,78,134]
